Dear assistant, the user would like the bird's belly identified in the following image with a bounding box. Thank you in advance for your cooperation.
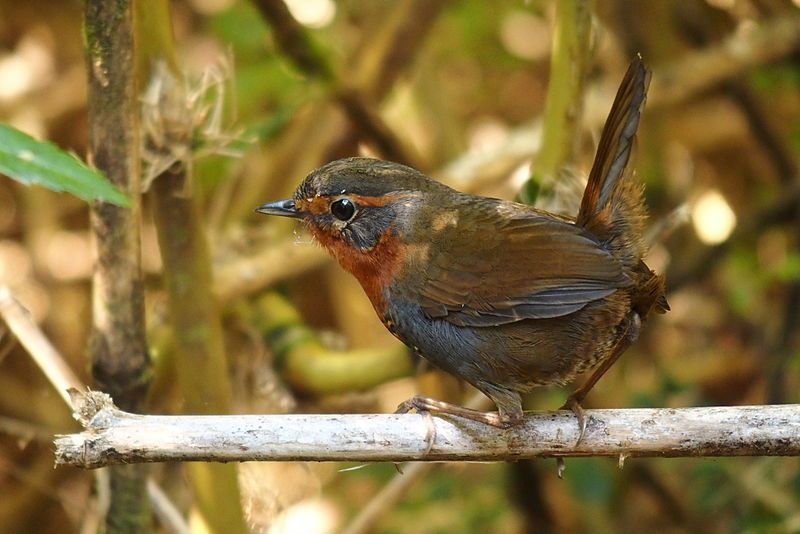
[383,293,631,392]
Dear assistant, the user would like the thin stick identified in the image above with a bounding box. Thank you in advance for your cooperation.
[0,285,189,534]
[0,415,54,444]
[341,462,429,534]
[0,286,83,404]
[147,480,191,534]
[341,392,493,534]
[56,391,800,468]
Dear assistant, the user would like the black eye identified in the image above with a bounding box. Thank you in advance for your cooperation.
[330,198,356,221]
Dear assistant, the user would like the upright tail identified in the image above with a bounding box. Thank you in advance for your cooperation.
[577,57,650,268]
[578,57,668,315]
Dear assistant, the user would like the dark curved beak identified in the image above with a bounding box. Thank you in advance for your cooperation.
[255,199,300,218]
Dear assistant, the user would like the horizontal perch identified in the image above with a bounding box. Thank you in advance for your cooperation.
[54,391,800,468]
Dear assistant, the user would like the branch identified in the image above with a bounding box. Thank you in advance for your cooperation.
[647,14,800,109]
[251,0,424,167]
[0,286,83,404]
[55,391,800,468]
[521,0,594,203]
[0,284,190,533]
[85,0,151,411]
[340,392,492,534]
[140,7,248,531]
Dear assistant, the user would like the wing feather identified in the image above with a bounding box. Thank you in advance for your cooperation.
[415,202,630,327]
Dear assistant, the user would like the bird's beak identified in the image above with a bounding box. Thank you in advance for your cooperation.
[255,199,300,218]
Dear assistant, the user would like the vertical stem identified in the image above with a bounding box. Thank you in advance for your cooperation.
[139,2,247,531]
[151,171,247,534]
[520,0,595,203]
[84,0,151,532]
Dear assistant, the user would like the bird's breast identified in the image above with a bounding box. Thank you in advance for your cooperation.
[309,225,408,313]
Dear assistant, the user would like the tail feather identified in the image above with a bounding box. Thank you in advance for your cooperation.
[577,57,651,269]
[634,263,670,316]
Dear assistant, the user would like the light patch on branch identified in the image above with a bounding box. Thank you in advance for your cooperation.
[55,390,800,469]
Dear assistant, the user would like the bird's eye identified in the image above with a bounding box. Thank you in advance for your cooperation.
[330,198,356,221]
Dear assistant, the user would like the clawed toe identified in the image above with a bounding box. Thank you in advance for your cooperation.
[560,395,588,445]
[395,395,518,429]
[556,457,566,478]
[395,395,430,415]
[395,396,437,455]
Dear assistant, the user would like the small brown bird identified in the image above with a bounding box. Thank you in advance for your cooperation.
[257,58,667,437]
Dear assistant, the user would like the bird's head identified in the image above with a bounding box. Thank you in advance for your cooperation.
[256,157,446,305]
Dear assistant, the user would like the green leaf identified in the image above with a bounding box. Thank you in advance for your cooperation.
[0,123,130,207]
[516,173,541,205]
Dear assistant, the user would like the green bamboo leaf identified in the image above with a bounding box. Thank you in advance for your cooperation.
[0,123,130,207]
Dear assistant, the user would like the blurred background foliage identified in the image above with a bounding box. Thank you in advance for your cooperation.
[1,0,800,532]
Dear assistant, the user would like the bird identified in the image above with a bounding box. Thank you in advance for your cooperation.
[256,57,668,439]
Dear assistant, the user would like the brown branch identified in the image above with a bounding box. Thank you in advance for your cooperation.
[84,2,151,531]
[146,76,249,534]
[0,285,187,533]
[251,0,334,81]
[250,0,425,167]
[648,14,800,109]
[85,0,150,411]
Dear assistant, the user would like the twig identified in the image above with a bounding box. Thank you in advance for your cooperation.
[214,239,328,303]
[147,480,191,534]
[85,0,151,411]
[341,392,492,534]
[55,390,800,468]
[0,415,54,444]
[0,285,189,534]
[647,14,800,110]
[0,286,83,404]
[251,0,424,167]
[85,2,152,530]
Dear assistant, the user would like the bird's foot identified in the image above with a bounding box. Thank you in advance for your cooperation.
[396,395,516,428]
[559,394,588,445]
[395,396,438,455]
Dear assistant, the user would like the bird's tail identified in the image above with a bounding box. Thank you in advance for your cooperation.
[578,57,668,315]
[577,57,650,270]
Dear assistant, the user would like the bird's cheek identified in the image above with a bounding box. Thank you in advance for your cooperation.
[330,220,348,233]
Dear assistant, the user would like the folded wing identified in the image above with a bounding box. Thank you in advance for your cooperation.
[417,206,631,327]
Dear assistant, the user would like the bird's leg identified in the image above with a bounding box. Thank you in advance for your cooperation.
[560,313,641,444]
[396,394,522,428]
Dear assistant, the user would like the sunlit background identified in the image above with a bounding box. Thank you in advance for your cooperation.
[1,0,800,532]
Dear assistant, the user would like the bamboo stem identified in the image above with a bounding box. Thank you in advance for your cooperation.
[520,0,594,204]
[140,2,247,530]
[84,1,151,531]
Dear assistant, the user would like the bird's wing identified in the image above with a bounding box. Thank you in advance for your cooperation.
[415,204,631,327]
